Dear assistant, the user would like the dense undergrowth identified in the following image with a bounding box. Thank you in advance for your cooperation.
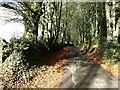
[0,38,70,89]
[1,38,39,88]
[103,42,120,63]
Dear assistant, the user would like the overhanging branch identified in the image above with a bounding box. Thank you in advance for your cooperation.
[1,3,26,18]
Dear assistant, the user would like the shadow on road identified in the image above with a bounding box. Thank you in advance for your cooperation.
[60,46,118,88]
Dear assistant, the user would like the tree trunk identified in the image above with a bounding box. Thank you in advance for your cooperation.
[99,2,107,45]
[95,2,107,58]
[53,2,62,44]
[23,15,40,44]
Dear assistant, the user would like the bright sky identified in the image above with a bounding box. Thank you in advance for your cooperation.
[0,6,42,42]
[0,7,25,42]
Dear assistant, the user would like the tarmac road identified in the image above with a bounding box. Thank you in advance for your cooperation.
[59,46,119,89]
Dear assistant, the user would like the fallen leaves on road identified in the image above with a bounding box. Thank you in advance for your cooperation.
[17,46,69,88]
[85,51,119,80]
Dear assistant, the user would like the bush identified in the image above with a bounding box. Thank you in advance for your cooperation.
[103,42,120,63]
[1,50,37,88]
[2,38,30,62]
[1,38,38,88]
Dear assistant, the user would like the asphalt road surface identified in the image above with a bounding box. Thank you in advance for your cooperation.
[59,46,119,89]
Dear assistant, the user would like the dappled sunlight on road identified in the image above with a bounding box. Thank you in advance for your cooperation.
[60,46,119,88]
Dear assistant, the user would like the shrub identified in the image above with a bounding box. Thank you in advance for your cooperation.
[103,42,120,63]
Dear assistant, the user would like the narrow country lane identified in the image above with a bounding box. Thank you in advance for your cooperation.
[60,46,119,89]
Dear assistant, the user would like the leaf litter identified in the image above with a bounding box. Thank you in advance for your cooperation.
[16,46,69,88]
